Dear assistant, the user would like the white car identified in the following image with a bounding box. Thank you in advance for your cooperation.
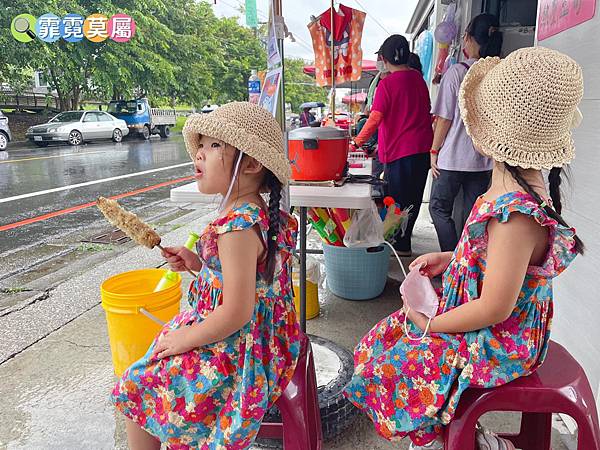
[26,110,130,147]
[0,111,12,151]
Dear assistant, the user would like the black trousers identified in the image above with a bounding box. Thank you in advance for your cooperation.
[383,152,430,252]
[429,169,492,252]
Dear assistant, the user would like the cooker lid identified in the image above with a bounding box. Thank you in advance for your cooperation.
[288,126,350,140]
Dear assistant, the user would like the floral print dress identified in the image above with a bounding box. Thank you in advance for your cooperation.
[344,192,578,445]
[112,203,300,449]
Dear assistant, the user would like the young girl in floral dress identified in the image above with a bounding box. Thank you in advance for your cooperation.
[111,102,300,450]
[345,47,585,449]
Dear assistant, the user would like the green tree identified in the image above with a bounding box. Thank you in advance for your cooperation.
[283,58,328,112]
[211,16,265,105]
[0,0,266,110]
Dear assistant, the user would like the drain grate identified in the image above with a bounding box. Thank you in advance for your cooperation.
[82,229,131,245]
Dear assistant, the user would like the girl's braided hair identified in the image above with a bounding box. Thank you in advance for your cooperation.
[504,163,584,255]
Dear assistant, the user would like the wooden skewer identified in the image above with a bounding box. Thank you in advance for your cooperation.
[156,244,197,278]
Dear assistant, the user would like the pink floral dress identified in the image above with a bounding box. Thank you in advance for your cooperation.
[344,192,578,445]
[112,203,300,449]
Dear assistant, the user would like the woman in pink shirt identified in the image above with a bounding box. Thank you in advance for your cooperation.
[353,34,433,255]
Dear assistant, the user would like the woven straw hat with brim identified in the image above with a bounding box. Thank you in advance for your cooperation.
[182,101,291,184]
[459,46,584,170]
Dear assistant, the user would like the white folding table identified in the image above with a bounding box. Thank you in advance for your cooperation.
[170,160,374,331]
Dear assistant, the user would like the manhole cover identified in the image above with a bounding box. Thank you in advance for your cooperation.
[82,229,131,245]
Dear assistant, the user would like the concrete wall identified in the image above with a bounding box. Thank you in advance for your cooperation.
[535,9,600,400]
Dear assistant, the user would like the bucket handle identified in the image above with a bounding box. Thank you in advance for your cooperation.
[139,308,165,326]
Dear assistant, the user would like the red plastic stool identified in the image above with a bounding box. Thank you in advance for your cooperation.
[444,341,600,450]
[257,332,323,450]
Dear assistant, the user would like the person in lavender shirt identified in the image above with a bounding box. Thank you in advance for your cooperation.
[429,14,503,252]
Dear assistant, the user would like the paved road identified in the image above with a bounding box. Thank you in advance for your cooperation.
[0,137,194,255]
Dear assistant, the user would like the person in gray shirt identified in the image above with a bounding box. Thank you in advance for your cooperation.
[429,14,503,251]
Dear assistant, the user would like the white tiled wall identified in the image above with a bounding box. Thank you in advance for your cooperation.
[537,11,600,396]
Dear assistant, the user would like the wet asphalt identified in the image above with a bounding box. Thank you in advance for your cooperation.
[0,136,194,255]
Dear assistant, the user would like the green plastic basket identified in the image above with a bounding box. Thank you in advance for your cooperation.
[323,243,390,300]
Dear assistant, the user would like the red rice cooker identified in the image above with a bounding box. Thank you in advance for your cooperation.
[288,127,349,181]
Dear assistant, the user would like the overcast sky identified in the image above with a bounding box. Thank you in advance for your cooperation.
[212,0,420,61]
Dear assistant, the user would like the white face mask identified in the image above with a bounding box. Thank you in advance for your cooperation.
[376,60,388,73]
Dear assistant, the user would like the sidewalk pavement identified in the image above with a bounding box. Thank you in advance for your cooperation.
[0,205,574,449]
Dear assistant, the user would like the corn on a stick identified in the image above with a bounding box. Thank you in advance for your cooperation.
[96,197,196,277]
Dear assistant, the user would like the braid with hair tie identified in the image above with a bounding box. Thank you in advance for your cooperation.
[265,171,282,284]
[503,163,584,255]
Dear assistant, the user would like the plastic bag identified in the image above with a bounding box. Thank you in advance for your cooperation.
[383,204,413,244]
[292,255,321,285]
[343,201,384,248]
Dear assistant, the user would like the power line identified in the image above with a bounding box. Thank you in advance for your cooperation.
[288,34,314,53]
[233,0,269,21]
[218,0,243,15]
[352,0,390,35]
[217,1,314,56]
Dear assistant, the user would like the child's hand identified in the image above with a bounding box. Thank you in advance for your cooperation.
[409,252,451,278]
[405,306,429,332]
[152,327,195,359]
[160,246,201,272]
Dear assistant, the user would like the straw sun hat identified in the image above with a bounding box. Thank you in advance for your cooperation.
[459,46,584,170]
[182,101,291,184]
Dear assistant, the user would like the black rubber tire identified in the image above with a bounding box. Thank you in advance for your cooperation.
[141,125,150,140]
[0,131,8,151]
[112,128,123,143]
[68,130,83,146]
[158,125,170,138]
[256,335,359,448]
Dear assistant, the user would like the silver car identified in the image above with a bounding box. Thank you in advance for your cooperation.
[0,111,12,151]
[26,110,129,147]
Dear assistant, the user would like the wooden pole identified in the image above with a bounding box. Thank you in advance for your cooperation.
[274,0,285,132]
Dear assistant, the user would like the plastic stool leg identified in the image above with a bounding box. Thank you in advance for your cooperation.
[518,412,552,450]
[444,414,478,450]
[306,344,323,450]
[567,407,600,450]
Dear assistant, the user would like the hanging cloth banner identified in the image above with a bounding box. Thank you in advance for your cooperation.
[267,0,282,68]
[307,4,366,87]
[245,0,258,28]
[258,67,282,117]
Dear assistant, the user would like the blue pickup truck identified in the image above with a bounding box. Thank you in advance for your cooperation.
[107,98,176,139]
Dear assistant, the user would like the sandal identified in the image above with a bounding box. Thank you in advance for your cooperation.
[476,424,516,450]
[408,440,443,450]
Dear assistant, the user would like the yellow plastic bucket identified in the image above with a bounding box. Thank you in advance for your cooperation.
[292,257,320,320]
[101,268,182,376]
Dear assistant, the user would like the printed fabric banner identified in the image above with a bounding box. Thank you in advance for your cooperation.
[245,0,258,28]
[267,0,282,68]
[258,68,282,117]
[537,0,596,40]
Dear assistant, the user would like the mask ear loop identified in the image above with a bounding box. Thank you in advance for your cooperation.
[384,244,432,341]
[402,310,432,341]
[218,150,244,212]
